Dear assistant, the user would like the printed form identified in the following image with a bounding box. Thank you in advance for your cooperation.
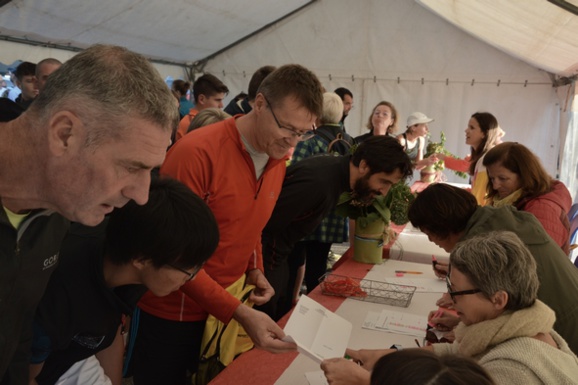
[283,295,352,363]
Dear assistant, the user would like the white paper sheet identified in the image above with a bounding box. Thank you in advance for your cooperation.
[283,295,352,363]
[305,371,329,385]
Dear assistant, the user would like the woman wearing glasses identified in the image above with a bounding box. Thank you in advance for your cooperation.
[321,232,578,385]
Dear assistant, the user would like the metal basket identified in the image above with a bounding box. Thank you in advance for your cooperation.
[319,273,416,308]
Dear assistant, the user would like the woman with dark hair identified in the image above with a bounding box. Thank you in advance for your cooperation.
[437,112,502,204]
[483,142,572,254]
[172,79,194,119]
[354,101,398,143]
[371,349,495,385]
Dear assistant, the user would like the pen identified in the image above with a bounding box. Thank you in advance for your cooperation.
[414,339,421,348]
[395,270,423,274]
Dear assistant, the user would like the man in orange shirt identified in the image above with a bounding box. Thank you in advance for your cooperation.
[132,64,324,385]
[174,73,229,141]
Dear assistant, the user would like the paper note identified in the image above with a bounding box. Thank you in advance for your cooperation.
[384,277,446,293]
[363,309,427,338]
[283,295,352,363]
[305,371,329,385]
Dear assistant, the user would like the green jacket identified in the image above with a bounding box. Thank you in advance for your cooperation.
[461,206,578,354]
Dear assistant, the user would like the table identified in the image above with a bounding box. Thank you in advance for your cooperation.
[210,258,444,385]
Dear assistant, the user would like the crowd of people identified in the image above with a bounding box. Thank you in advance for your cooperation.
[0,44,576,385]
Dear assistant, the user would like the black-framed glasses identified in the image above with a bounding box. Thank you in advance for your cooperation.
[445,275,481,302]
[168,264,201,282]
[263,96,316,141]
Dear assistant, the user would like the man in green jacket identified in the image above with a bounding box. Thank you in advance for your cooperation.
[408,183,578,354]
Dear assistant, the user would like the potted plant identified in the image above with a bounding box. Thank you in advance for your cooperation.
[422,132,468,183]
[335,182,416,264]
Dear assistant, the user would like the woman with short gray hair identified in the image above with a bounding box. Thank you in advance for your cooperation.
[433,231,578,384]
[323,231,578,385]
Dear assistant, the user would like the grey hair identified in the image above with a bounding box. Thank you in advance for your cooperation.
[320,92,343,125]
[28,44,179,147]
[450,231,538,311]
[187,108,231,133]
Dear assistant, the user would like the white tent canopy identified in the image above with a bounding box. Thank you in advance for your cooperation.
[1,0,577,198]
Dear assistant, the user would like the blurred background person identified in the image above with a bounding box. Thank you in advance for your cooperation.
[397,111,438,170]
[437,112,501,205]
[172,79,194,119]
[224,65,276,116]
[355,101,398,143]
[35,58,62,93]
[13,61,38,110]
[483,141,572,254]
[334,87,353,134]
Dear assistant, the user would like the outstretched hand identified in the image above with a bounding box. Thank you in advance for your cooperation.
[233,304,296,354]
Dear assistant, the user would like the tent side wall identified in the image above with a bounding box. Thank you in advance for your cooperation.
[0,40,187,80]
[203,0,565,187]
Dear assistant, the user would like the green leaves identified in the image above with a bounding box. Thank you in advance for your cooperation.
[335,181,415,228]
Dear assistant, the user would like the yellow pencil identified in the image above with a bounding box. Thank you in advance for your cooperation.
[395,270,423,274]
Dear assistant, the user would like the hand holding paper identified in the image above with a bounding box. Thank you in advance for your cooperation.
[283,295,352,363]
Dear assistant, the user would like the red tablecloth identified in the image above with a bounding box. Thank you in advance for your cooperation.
[209,255,377,385]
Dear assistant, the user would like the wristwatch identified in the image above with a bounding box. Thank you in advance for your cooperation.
[389,344,403,351]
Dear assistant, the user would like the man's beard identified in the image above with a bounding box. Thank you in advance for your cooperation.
[350,174,380,206]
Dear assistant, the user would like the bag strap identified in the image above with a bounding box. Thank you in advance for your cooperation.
[327,133,351,154]
[200,289,254,358]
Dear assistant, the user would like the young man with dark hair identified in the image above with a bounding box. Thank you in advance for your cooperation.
[260,135,413,320]
[224,65,276,116]
[408,183,578,354]
[174,73,229,141]
[14,61,38,110]
[334,87,353,131]
[29,178,219,385]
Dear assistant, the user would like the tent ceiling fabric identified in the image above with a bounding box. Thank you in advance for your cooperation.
[0,0,311,64]
[417,0,578,77]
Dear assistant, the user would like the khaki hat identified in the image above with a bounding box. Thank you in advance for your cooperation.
[407,112,434,127]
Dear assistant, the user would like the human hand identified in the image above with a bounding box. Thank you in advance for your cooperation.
[435,293,454,308]
[435,153,447,161]
[233,305,296,353]
[425,154,438,166]
[428,308,459,331]
[432,261,449,279]
[320,358,370,385]
[344,348,394,371]
[246,269,275,305]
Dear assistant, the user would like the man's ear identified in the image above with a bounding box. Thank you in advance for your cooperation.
[491,290,508,311]
[197,94,207,107]
[358,159,370,176]
[47,111,84,156]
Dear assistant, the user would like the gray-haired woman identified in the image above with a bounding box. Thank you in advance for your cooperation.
[322,231,578,385]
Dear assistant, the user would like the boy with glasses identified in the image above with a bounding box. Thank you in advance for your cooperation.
[29,178,219,385]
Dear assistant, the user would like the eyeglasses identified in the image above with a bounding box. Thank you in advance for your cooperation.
[445,275,481,302]
[168,264,202,282]
[263,96,316,141]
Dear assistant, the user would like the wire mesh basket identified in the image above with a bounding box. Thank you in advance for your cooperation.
[319,273,416,308]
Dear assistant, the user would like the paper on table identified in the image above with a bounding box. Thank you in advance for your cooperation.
[305,371,329,385]
[283,295,352,363]
[362,310,427,338]
[384,277,446,293]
